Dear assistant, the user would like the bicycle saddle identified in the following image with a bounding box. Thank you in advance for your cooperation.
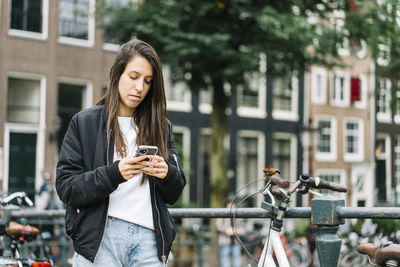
[356,242,400,265]
[6,221,39,238]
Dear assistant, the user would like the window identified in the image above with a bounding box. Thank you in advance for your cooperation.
[394,136,400,201]
[164,67,192,112]
[272,133,297,205]
[9,0,48,40]
[272,74,299,121]
[315,116,337,162]
[343,118,364,162]
[272,134,296,181]
[199,89,212,114]
[350,77,360,103]
[353,74,367,109]
[330,71,350,107]
[237,53,267,118]
[395,81,400,124]
[59,0,94,46]
[377,44,390,66]
[238,73,262,108]
[4,73,46,201]
[237,131,265,206]
[57,80,92,150]
[272,138,291,178]
[171,126,190,205]
[198,131,211,207]
[7,77,41,124]
[377,77,391,123]
[311,67,327,104]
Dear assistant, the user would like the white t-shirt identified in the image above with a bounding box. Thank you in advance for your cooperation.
[107,116,154,230]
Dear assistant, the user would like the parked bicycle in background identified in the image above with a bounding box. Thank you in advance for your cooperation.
[0,191,53,267]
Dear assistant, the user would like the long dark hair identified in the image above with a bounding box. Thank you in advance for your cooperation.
[97,39,168,160]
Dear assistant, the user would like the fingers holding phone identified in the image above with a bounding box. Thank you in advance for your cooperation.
[141,155,169,179]
[118,155,147,180]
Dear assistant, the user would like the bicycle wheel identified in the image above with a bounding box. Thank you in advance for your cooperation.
[288,243,308,267]
[339,251,368,267]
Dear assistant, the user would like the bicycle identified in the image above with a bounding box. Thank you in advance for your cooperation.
[0,191,53,267]
[230,167,347,267]
[356,242,400,266]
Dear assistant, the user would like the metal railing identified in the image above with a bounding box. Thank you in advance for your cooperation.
[8,196,400,267]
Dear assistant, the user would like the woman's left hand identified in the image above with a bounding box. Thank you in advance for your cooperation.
[139,155,169,179]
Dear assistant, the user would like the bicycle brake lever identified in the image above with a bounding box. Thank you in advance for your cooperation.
[297,185,310,194]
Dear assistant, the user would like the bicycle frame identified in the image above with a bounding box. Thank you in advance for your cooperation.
[237,171,346,267]
[258,227,290,267]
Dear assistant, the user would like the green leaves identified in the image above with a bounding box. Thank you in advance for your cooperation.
[99,0,352,85]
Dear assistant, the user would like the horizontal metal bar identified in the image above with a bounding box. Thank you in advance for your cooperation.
[9,207,400,220]
[10,209,65,218]
[168,207,311,218]
[337,207,400,219]
[10,208,311,219]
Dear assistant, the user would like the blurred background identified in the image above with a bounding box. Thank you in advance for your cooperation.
[0,0,400,266]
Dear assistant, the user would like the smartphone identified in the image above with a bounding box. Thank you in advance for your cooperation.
[135,145,158,157]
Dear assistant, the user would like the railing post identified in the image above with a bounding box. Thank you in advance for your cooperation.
[58,221,69,267]
[311,196,345,267]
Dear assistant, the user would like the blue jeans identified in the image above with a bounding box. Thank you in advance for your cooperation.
[73,217,164,267]
[219,244,241,267]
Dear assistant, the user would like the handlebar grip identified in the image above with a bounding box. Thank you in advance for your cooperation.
[24,196,34,207]
[315,177,347,193]
[269,176,290,188]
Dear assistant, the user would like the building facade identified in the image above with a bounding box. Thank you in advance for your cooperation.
[306,11,375,207]
[1,0,305,207]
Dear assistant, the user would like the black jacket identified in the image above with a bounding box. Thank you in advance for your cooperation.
[56,105,186,263]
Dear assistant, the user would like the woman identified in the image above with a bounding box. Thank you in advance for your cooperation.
[56,39,186,266]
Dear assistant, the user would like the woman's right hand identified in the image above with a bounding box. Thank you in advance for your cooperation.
[118,156,148,180]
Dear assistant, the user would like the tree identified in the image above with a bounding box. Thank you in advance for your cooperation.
[97,0,351,208]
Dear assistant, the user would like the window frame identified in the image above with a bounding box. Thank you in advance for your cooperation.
[4,72,47,201]
[311,67,327,105]
[236,130,265,205]
[237,53,267,119]
[394,136,400,198]
[330,70,350,107]
[353,74,367,109]
[7,72,47,126]
[394,80,400,124]
[376,77,392,123]
[315,115,337,162]
[58,77,93,110]
[171,125,191,204]
[8,0,49,41]
[272,132,298,206]
[272,75,299,121]
[343,117,364,162]
[163,66,192,113]
[58,0,95,48]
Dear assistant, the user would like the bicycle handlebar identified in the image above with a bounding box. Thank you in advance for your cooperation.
[268,176,290,188]
[2,192,34,207]
[299,174,347,193]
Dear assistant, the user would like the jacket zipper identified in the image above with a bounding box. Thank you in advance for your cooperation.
[106,129,112,165]
[173,154,181,173]
[153,181,167,266]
